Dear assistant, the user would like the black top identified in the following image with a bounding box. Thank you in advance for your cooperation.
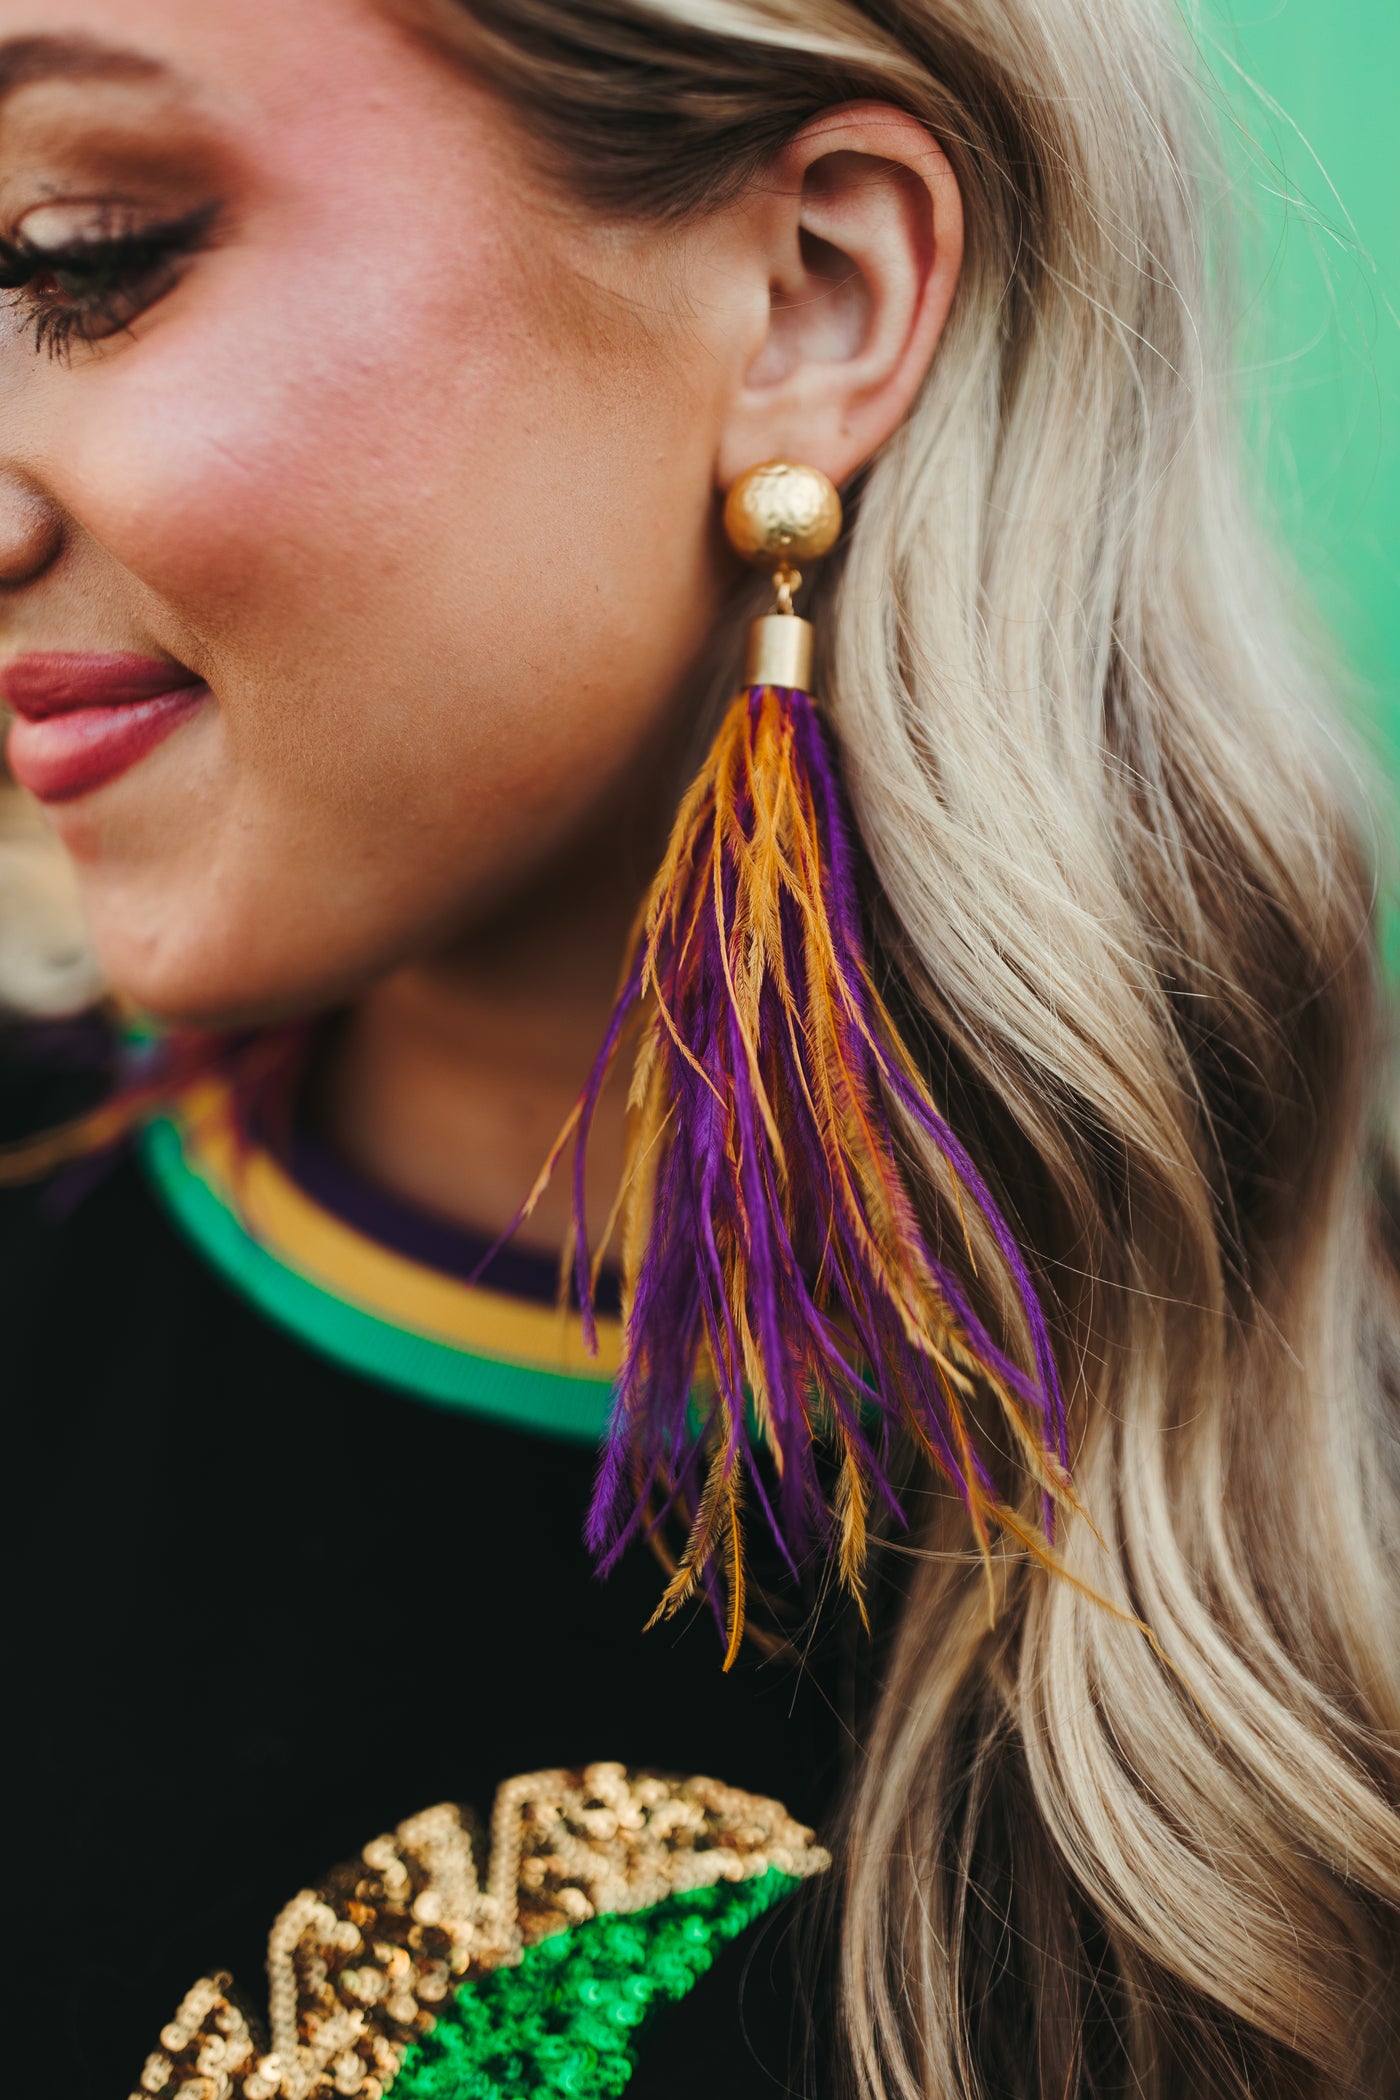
[1,1040,849,2098]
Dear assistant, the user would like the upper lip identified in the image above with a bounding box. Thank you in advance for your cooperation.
[1,651,205,720]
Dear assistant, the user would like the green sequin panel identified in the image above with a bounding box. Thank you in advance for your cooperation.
[390,1867,799,2100]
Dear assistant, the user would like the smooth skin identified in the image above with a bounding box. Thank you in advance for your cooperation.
[0,0,962,1248]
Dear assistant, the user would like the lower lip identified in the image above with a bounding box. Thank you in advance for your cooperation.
[6,685,209,803]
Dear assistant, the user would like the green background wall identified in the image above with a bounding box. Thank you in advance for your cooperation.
[1210,0,1399,856]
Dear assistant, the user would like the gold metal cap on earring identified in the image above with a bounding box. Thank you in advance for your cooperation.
[722,461,842,690]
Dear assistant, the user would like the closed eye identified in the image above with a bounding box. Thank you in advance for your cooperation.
[0,201,219,359]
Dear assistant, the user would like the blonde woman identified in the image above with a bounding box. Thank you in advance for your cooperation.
[1,0,1397,2096]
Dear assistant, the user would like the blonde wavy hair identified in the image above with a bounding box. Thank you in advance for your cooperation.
[398,0,1400,2090]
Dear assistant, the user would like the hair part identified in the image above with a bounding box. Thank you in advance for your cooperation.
[403,0,1400,2090]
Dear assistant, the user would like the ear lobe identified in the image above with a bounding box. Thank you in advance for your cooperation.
[716,104,963,492]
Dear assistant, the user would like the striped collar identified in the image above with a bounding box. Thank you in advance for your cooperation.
[139,1077,619,1443]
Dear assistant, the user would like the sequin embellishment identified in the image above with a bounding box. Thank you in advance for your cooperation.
[392,1870,798,2099]
[132,1763,829,2100]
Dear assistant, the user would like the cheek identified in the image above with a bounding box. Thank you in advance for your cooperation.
[60,221,532,625]
[45,213,721,1017]
[57,199,703,729]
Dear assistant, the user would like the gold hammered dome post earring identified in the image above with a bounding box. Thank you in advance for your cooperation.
[519,460,1072,1664]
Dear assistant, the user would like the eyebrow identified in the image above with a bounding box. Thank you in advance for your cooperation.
[0,33,171,115]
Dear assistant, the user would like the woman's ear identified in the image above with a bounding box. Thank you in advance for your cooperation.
[714,102,963,490]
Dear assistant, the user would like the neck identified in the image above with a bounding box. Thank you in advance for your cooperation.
[317,838,644,1261]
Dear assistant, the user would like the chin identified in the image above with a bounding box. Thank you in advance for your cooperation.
[84,903,353,1035]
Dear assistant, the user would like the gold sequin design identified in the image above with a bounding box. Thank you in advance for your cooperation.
[132,1763,829,2100]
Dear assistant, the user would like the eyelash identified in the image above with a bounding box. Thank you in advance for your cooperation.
[0,204,217,359]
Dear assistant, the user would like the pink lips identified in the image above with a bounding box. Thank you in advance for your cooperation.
[3,652,208,803]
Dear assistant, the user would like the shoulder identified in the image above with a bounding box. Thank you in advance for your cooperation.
[0,1014,119,1263]
[0,1017,229,1433]
[0,1010,119,1133]
[0,1012,139,1244]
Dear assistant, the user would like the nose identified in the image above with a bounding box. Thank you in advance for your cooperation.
[0,468,61,587]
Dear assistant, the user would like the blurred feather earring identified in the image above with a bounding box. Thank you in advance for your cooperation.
[526,461,1072,1664]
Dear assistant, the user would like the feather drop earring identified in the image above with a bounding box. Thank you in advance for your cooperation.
[527,461,1072,1664]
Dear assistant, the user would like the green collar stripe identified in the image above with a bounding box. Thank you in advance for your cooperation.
[140,1116,615,1444]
